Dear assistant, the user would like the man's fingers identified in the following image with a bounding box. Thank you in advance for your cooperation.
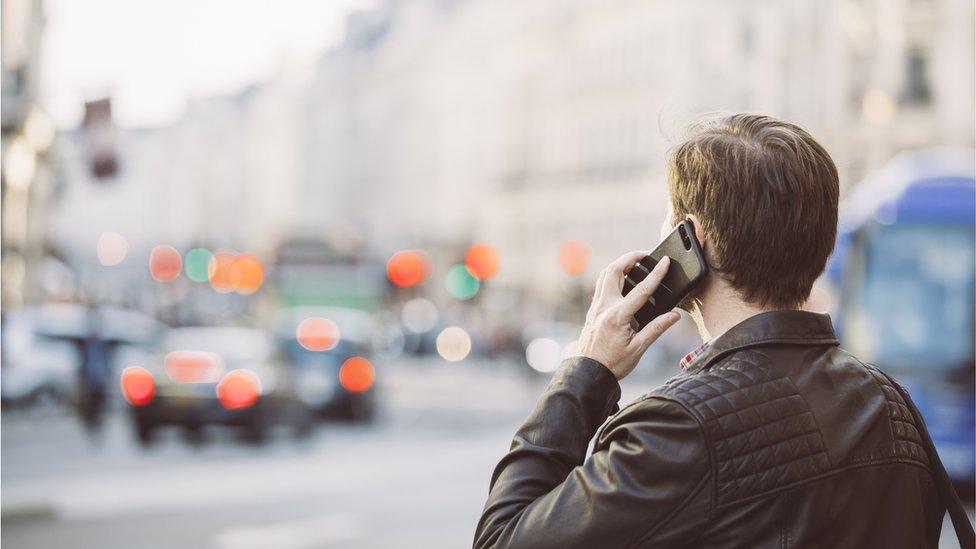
[618,256,671,315]
[592,267,609,303]
[633,310,682,350]
[600,250,651,294]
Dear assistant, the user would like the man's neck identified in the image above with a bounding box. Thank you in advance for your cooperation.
[690,287,785,342]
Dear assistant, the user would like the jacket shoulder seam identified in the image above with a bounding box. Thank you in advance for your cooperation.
[627,470,714,549]
[852,358,897,447]
[597,394,717,545]
[635,394,718,542]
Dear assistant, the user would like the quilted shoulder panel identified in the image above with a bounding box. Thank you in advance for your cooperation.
[653,351,831,506]
[861,365,930,466]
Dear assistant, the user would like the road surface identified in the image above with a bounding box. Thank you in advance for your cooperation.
[2,358,971,548]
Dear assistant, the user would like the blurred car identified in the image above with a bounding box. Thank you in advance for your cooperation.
[124,326,311,445]
[1,309,80,406]
[275,307,378,422]
[1,304,161,407]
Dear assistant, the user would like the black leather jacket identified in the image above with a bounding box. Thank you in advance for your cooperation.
[475,311,944,548]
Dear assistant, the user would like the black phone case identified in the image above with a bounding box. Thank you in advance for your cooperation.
[621,220,708,331]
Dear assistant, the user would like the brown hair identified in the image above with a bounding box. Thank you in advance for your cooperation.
[668,113,839,309]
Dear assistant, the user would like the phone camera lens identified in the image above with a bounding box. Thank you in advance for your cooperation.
[678,225,691,250]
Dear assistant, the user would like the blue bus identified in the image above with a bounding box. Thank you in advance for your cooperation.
[827,149,975,487]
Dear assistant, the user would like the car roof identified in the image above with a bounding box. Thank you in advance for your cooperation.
[161,327,275,359]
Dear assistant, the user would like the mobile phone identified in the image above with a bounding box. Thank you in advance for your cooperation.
[621,219,708,331]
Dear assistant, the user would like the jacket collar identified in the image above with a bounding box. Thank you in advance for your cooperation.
[684,310,839,374]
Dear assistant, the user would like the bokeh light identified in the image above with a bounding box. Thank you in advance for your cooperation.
[184,248,213,283]
[464,243,500,281]
[208,252,237,293]
[216,369,261,410]
[4,136,35,189]
[436,326,472,362]
[401,298,438,333]
[339,357,375,393]
[862,88,895,128]
[24,106,56,151]
[149,245,183,282]
[120,366,156,406]
[526,338,562,373]
[387,250,431,288]
[445,264,480,300]
[97,231,129,267]
[557,240,590,276]
[296,317,341,351]
[229,253,265,295]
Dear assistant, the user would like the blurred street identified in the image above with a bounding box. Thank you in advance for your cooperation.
[2,0,973,546]
[4,357,972,549]
[1,357,666,549]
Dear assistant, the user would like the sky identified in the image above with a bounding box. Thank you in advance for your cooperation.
[42,0,374,129]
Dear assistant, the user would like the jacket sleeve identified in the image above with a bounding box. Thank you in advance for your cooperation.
[473,357,713,549]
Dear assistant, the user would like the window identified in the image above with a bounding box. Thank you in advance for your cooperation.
[900,48,932,105]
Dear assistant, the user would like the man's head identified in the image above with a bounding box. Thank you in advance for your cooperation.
[662,113,839,311]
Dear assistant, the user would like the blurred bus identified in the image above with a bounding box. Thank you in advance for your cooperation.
[271,237,385,311]
[827,149,975,487]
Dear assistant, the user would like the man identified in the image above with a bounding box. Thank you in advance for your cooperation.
[474,114,954,548]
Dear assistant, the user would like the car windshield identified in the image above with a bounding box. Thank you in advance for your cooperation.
[850,224,975,370]
[283,339,360,366]
[160,328,275,362]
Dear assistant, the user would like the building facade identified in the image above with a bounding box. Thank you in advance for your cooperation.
[299,0,974,308]
[2,0,60,308]
[43,0,975,317]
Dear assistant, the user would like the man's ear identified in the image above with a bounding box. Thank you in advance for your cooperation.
[685,214,707,249]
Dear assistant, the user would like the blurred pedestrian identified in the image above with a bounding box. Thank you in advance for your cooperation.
[475,114,974,548]
[76,305,109,434]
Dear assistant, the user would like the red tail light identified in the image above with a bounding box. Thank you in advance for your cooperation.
[339,357,375,394]
[216,369,261,410]
[121,366,156,406]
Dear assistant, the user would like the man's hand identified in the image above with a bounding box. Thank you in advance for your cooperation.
[578,251,681,380]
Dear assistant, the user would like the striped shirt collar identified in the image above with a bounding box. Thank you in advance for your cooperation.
[679,340,711,370]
